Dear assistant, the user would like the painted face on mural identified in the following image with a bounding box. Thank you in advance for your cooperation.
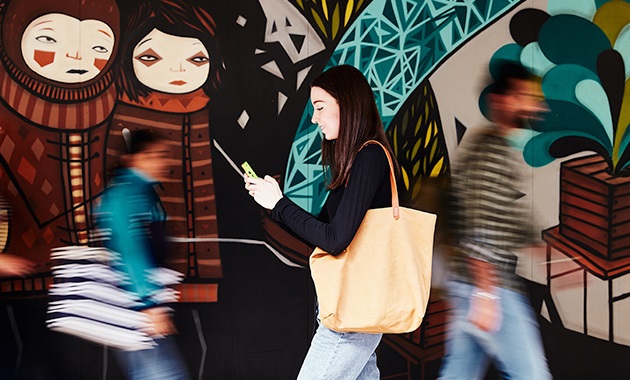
[310,86,340,140]
[132,28,210,94]
[21,13,115,84]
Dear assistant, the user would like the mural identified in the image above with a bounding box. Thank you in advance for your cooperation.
[1,0,630,378]
[107,0,223,300]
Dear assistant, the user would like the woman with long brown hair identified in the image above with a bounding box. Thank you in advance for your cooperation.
[245,64,397,379]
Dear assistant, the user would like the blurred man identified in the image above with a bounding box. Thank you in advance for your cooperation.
[93,129,188,380]
[0,192,34,277]
[0,255,34,277]
[439,62,551,380]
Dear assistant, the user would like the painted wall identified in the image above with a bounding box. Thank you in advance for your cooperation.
[1,0,630,378]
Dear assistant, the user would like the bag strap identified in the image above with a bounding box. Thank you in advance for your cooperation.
[360,140,400,220]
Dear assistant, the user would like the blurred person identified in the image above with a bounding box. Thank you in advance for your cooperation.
[244,64,398,379]
[438,62,550,380]
[0,191,35,277]
[0,254,34,277]
[93,129,189,380]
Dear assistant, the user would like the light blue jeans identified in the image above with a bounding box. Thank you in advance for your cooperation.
[297,322,382,380]
[115,335,189,380]
[439,281,551,380]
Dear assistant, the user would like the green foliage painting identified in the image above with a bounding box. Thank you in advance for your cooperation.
[492,0,630,175]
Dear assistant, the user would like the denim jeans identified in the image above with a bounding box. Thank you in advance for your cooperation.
[439,281,551,380]
[115,335,189,380]
[297,322,382,380]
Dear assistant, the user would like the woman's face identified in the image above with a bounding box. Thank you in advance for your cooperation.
[310,86,340,140]
[132,28,210,94]
[21,13,115,83]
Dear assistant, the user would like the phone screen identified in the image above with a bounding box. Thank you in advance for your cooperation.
[241,161,258,178]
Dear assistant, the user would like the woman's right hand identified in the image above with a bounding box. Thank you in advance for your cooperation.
[244,175,283,210]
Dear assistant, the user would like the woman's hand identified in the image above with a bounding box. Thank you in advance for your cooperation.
[244,175,283,210]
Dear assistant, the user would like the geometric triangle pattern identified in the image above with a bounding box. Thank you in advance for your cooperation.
[455,118,468,145]
[386,80,450,206]
[284,0,521,213]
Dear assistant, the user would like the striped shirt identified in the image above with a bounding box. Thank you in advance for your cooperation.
[448,128,536,293]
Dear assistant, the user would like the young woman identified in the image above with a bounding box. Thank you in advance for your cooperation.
[245,64,398,379]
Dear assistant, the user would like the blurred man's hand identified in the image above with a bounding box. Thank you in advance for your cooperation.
[0,254,35,277]
[468,293,502,333]
[142,307,177,337]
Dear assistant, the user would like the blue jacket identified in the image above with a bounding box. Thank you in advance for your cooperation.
[95,168,167,310]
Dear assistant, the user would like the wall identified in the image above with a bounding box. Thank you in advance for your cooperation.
[1,0,630,378]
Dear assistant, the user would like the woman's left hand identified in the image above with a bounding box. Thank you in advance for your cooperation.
[244,175,283,210]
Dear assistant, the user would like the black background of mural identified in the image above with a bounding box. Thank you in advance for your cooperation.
[4,0,630,378]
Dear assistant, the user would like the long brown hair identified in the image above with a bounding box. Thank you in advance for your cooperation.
[312,65,397,189]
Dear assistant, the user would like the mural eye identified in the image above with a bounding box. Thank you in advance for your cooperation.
[134,48,162,67]
[36,35,57,44]
[187,54,209,66]
[92,45,109,54]
[138,55,159,62]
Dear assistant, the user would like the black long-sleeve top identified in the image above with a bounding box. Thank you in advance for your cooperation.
[270,144,392,256]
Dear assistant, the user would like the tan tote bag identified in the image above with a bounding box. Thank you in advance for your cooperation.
[309,141,437,334]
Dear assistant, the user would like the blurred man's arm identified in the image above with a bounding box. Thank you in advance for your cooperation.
[468,257,501,332]
[462,143,506,332]
[0,254,35,277]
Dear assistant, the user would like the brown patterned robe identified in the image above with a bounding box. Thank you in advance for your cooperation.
[0,60,116,269]
[106,91,222,281]
[0,0,120,278]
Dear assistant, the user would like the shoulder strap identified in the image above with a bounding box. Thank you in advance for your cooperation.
[360,140,400,220]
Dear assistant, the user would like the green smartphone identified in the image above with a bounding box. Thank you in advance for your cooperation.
[241,161,259,178]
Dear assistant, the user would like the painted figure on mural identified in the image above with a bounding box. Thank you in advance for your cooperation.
[109,0,222,283]
[0,0,120,270]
